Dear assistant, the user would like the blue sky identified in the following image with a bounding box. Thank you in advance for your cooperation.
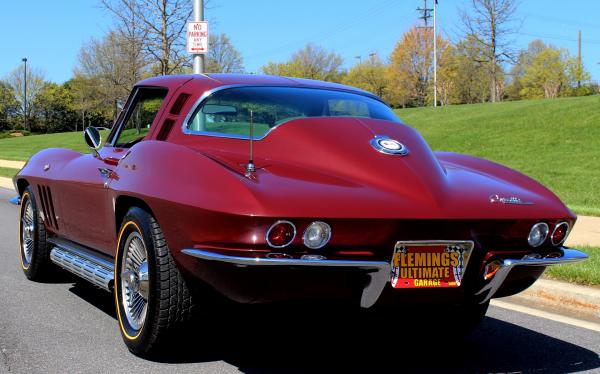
[1,0,599,83]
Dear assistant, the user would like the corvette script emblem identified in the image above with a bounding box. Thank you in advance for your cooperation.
[370,135,408,155]
[489,194,533,205]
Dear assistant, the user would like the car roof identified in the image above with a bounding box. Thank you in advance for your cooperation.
[136,73,380,101]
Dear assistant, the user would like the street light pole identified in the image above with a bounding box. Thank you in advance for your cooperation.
[22,58,27,130]
[433,0,437,108]
[193,0,205,74]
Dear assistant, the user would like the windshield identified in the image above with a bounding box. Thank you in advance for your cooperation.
[186,86,400,138]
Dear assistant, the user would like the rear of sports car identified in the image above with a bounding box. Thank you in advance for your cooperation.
[165,84,587,313]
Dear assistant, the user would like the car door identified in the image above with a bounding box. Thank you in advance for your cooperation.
[58,87,168,254]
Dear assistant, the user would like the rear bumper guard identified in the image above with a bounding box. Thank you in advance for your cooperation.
[475,248,588,304]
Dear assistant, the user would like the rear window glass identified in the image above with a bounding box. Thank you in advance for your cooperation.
[186,86,399,138]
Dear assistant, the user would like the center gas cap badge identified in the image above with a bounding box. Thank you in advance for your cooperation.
[370,135,408,156]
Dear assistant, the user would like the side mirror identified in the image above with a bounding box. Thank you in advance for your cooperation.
[84,127,102,153]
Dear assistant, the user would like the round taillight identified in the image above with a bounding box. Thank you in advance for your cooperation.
[266,221,296,248]
[528,222,549,247]
[303,221,332,249]
[551,222,569,246]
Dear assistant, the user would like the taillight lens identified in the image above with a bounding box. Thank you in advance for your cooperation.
[528,222,549,247]
[266,221,296,248]
[551,222,569,246]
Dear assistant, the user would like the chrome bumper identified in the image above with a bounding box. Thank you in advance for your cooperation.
[182,247,588,308]
[475,248,588,304]
[181,249,390,308]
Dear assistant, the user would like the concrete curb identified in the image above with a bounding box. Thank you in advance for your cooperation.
[501,278,600,324]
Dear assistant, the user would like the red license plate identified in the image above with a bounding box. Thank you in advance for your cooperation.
[391,241,474,289]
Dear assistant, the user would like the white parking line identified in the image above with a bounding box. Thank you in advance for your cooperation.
[491,299,600,332]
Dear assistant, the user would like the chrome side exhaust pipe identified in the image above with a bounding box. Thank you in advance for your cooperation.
[50,246,114,291]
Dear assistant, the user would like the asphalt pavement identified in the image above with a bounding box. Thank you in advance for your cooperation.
[0,187,598,373]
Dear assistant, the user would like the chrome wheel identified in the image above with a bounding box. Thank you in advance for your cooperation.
[120,231,149,332]
[21,198,35,266]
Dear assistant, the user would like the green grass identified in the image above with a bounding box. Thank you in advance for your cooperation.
[396,95,600,216]
[0,167,17,179]
[0,130,110,161]
[544,247,600,285]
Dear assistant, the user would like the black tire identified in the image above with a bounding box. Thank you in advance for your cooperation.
[19,185,54,280]
[114,207,195,357]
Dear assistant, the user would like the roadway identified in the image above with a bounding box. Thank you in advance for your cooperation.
[0,187,598,373]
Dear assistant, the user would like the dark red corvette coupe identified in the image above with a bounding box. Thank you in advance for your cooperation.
[14,74,587,355]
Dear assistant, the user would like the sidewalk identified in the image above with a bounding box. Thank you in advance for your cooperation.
[0,160,24,169]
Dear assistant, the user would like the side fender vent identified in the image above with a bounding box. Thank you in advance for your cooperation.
[37,185,59,230]
[169,93,190,115]
[156,119,175,141]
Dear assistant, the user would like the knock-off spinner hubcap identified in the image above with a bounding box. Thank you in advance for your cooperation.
[120,231,149,331]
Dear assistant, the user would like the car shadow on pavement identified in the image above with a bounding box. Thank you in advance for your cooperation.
[67,282,600,373]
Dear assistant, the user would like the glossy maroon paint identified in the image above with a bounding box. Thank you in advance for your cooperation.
[14,74,576,304]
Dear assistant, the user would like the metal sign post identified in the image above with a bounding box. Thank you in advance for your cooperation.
[189,0,207,74]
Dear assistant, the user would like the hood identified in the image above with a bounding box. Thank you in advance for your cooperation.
[192,117,572,220]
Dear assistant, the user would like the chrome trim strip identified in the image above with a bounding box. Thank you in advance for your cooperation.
[180,84,389,141]
[475,247,588,304]
[181,248,390,308]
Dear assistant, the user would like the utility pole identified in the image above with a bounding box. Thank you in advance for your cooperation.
[577,30,581,88]
[193,0,205,74]
[416,0,433,28]
[355,55,362,64]
[22,58,27,131]
[433,0,438,107]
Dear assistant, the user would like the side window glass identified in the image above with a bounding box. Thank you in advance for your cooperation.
[114,88,167,147]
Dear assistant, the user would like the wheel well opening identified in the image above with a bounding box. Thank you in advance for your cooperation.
[16,179,29,196]
[114,196,155,235]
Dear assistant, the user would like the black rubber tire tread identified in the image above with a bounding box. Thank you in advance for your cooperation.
[20,185,54,280]
[117,207,195,356]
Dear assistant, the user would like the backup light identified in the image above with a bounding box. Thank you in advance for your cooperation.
[528,222,549,247]
[551,222,569,246]
[266,221,296,248]
[303,221,332,249]
[483,259,503,281]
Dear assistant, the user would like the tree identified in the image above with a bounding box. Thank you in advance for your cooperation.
[342,54,389,99]
[262,43,344,82]
[451,35,495,104]
[435,43,458,106]
[460,0,520,102]
[5,65,46,131]
[76,31,148,117]
[518,43,589,99]
[206,33,244,73]
[34,83,78,133]
[0,81,19,131]
[101,0,197,75]
[67,75,107,130]
[387,27,451,107]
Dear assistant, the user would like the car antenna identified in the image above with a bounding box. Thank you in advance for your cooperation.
[245,109,256,175]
